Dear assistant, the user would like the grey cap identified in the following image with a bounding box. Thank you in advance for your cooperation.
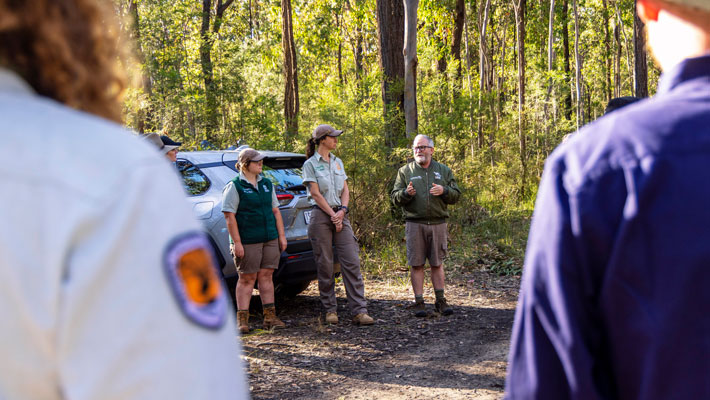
[312,124,343,140]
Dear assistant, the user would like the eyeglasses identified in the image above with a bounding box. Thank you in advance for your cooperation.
[413,146,432,152]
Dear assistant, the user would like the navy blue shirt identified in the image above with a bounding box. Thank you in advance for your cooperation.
[505,55,710,399]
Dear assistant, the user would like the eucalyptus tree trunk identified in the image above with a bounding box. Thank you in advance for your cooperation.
[403,0,419,137]
[573,0,583,129]
[128,0,152,133]
[543,0,555,154]
[477,0,491,152]
[614,22,621,97]
[602,0,612,102]
[451,0,466,90]
[376,0,405,147]
[633,7,648,98]
[200,0,234,142]
[561,0,572,120]
[281,0,299,143]
[513,0,527,196]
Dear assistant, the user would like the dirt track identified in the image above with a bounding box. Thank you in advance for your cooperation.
[239,270,520,399]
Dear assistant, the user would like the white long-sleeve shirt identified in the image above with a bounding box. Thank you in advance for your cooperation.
[0,68,249,399]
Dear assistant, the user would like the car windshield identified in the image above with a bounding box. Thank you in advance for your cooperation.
[262,166,306,194]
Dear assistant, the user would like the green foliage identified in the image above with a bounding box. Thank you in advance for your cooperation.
[118,0,659,273]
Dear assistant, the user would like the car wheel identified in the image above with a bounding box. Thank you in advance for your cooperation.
[275,280,312,298]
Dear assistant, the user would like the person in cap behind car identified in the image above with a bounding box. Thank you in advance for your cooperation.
[302,124,374,326]
[161,134,181,162]
[222,148,288,333]
[143,132,180,162]
[0,0,248,398]
[505,0,710,398]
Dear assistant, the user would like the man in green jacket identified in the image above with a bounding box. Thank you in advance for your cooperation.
[392,134,461,317]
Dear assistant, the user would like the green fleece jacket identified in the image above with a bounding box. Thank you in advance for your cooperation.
[391,160,461,224]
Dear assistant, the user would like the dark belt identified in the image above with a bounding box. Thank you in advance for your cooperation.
[313,205,343,212]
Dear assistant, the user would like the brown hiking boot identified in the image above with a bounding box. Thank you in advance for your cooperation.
[352,313,375,326]
[435,298,453,316]
[413,301,427,318]
[263,307,286,329]
[237,310,250,334]
[325,312,339,325]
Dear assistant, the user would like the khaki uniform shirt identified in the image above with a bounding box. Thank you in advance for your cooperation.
[302,152,348,207]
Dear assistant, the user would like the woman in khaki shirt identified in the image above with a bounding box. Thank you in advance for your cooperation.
[302,124,374,326]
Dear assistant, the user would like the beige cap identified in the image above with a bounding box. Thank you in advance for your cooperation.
[238,148,266,165]
[312,124,344,140]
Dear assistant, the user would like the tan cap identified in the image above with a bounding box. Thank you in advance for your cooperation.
[312,124,344,140]
[663,0,710,12]
[238,148,266,165]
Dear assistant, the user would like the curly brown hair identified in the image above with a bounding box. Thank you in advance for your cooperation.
[0,0,128,123]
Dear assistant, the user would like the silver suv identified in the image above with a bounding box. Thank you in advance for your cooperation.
[176,148,317,297]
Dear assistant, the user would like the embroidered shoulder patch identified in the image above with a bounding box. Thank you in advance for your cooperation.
[164,232,227,329]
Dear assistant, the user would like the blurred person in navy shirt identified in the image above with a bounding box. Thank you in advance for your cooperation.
[505,1,710,399]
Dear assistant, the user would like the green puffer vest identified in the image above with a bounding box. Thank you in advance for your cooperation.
[232,177,278,244]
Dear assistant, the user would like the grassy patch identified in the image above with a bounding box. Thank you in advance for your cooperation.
[359,205,532,280]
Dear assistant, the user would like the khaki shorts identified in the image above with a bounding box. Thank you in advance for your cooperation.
[230,239,280,275]
[405,222,448,267]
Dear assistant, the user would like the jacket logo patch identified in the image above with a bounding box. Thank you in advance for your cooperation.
[263,185,270,192]
[164,232,227,329]
[411,176,423,180]
[243,188,254,194]
[434,172,442,179]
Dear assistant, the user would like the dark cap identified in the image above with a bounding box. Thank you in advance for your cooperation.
[238,148,266,165]
[161,135,182,147]
[312,124,343,140]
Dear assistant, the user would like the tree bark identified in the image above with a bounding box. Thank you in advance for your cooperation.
[403,0,419,137]
[543,0,555,155]
[602,0,612,102]
[376,0,406,147]
[199,0,234,142]
[633,7,648,98]
[281,0,299,143]
[451,0,466,93]
[573,0,583,128]
[562,0,572,120]
[128,0,153,133]
[513,0,527,196]
[477,0,491,152]
[200,0,217,141]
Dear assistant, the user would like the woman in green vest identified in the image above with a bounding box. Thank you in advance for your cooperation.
[221,149,287,333]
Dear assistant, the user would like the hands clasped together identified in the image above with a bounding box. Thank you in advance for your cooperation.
[406,181,445,196]
[331,209,346,232]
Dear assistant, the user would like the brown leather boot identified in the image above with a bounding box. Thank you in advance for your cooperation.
[237,310,249,334]
[262,306,286,329]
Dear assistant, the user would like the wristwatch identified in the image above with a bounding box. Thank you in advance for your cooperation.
[341,205,349,214]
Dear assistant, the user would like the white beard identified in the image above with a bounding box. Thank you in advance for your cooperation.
[415,154,428,164]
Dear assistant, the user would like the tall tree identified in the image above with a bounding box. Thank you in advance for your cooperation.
[633,6,648,97]
[281,0,299,143]
[376,0,406,147]
[543,0,555,153]
[403,0,419,137]
[451,0,466,93]
[561,0,572,120]
[512,0,527,195]
[477,0,492,152]
[573,0,583,128]
[200,0,234,142]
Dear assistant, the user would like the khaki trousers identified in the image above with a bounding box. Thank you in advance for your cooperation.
[308,208,367,315]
